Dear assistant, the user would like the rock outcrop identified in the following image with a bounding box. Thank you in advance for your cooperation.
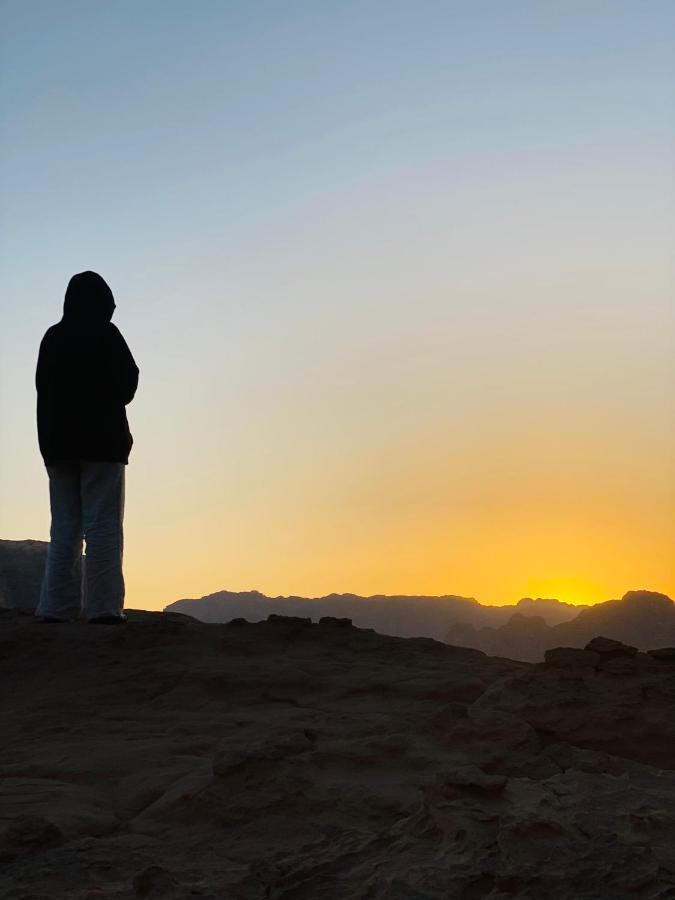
[0,539,48,611]
[166,589,583,640]
[1,610,674,898]
[445,590,675,661]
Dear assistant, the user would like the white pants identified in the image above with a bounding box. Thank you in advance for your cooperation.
[36,461,125,620]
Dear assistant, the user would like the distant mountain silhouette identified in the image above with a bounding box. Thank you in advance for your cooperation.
[165,589,584,640]
[1,541,583,633]
[512,595,587,625]
[445,590,675,661]
[7,539,667,659]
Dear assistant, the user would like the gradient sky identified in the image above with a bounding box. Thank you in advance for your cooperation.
[1,1,674,610]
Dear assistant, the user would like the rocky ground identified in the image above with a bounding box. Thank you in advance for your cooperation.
[1,610,674,899]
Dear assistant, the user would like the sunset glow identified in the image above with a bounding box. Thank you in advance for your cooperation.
[1,2,674,610]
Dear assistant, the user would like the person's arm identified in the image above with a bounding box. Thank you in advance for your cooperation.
[109,324,139,405]
[35,331,52,394]
[35,330,55,461]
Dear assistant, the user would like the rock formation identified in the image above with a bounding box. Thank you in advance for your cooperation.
[0,539,48,611]
[1,609,674,898]
[445,590,675,661]
[166,589,583,640]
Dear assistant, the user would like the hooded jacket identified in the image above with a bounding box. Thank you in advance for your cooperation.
[36,272,139,465]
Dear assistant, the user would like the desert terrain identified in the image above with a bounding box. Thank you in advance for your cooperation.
[1,607,675,899]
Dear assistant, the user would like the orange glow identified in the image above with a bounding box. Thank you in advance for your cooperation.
[1,5,673,612]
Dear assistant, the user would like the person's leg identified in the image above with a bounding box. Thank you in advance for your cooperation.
[36,463,83,620]
[81,461,126,621]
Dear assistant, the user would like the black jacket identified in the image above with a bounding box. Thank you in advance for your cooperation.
[36,272,139,466]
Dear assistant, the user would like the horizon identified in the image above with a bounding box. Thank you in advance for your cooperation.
[5,531,670,608]
[1,2,674,610]
[167,582,670,609]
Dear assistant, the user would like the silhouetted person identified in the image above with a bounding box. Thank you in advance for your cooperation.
[35,271,139,623]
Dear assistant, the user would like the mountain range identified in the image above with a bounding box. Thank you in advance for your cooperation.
[166,587,674,660]
[165,589,584,640]
[445,589,675,660]
[3,539,672,661]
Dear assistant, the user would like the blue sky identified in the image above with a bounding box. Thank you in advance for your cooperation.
[1,1,674,607]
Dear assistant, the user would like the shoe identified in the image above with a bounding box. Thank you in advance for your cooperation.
[35,616,72,624]
[88,614,128,625]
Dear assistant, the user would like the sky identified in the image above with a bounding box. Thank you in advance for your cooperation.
[1,1,674,610]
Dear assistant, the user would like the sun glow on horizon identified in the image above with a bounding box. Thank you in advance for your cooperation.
[1,3,674,613]
[518,577,617,608]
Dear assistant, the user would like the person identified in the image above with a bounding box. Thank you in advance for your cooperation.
[35,271,139,624]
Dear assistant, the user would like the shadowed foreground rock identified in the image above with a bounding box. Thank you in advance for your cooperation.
[1,610,674,899]
[0,540,48,611]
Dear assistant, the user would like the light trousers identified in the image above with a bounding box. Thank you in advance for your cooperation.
[36,461,125,620]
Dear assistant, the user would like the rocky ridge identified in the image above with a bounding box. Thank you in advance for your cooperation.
[446,590,675,661]
[165,591,584,639]
[1,609,674,898]
[0,540,49,612]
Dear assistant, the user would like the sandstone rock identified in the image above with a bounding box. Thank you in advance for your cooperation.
[648,647,675,662]
[0,540,49,611]
[2,609,675,899]
[585,635,638,657]
[132,864,177,897]
[597,656,640,675]
[436,765,507,792]
[266,614,312,627]
[4,815,62,851]
[212,731,313,776]
[544,647,600,667]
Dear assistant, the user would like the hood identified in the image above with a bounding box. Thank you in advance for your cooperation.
[62,271,115,324]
